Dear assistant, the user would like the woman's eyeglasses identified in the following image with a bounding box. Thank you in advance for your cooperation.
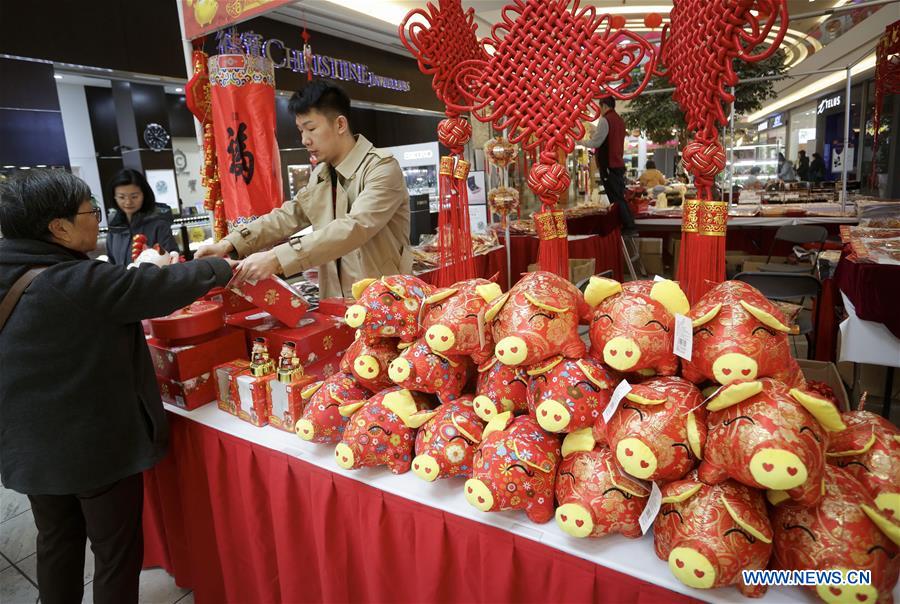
[76,207,103,222]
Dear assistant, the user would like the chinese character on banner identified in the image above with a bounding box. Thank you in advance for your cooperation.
[209,54,283,231]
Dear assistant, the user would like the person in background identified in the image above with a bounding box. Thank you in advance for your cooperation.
[796,150,810,181]
[586,97,636,236]
[105,169,179,265]
[0,170,234,604]
[195,80,410,298]
[809,152,827,182]
[744,166,763,189]
[777,152,797,182]
[638,159,667,189]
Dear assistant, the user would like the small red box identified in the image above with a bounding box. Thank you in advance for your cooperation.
[148,328,247,381]
[305,350,349,381]
[157,373,216,411]
[149,301,225,343]
[227,275,310,327]
[267,374,316,432]
[204,287,257,315]
[317,297,354,317]
[247,313,354,369]
[233,371,274,427]
[214,359,250,415]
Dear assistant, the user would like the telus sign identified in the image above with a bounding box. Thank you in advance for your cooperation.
[817,95,841,115]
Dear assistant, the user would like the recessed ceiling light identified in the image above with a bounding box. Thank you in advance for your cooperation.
[54,74,62,79]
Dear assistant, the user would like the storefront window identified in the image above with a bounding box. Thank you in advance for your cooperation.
[787,103,817,162]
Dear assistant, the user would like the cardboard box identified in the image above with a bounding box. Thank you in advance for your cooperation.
[148,328,248,381]
[214,359,250,415]
[247,312,355,369]
[227,275,310,327]
[234,372,274,427]
[725,251,745,278]
[528,259,596,284]
[157,372,216,411]
[797,359,850,412]
[268,374,316,432]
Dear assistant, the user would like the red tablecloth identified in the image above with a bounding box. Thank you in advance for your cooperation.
[416,246,507,287]
[142,414,699,604]
[834,253,900,339]
[498,234,624,283]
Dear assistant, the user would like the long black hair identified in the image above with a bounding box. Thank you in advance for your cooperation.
[107,169,155,215]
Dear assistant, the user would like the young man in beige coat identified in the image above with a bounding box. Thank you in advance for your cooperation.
[196,81,411,298]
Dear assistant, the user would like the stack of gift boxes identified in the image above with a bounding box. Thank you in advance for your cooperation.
[148,274,355,432]
[211,275,356,431]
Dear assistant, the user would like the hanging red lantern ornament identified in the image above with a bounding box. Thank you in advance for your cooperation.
[302,27,313,82]
[611,15,627,30]
[644,12,663,29]
[659,0,788,303]
[870,20,900,188]
[400,0,487,286]
[445,0,656,277]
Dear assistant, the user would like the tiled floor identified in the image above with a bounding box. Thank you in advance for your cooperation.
[0,486,191,604]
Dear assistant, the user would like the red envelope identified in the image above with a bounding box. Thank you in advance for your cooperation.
[227,275,310,327]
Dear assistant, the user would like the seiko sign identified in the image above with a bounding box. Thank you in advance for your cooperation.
[403,150,434,160]
[817,95,841,115]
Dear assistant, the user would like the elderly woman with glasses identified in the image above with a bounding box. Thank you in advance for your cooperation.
[105,169,180,265]
[0,169,235,604]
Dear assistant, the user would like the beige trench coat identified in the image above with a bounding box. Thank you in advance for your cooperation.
[225,135,411,299]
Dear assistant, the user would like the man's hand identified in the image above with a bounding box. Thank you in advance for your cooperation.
[195,239,234,259]
[233,250,282,283]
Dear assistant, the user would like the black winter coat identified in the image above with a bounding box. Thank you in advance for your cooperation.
[0,238,232,494]
[106,204,179,265]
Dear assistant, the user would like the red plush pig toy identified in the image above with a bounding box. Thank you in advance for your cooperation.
[554,444,649,539]
[344,275,432,343]
[464,413,560,523]
[295,372,370,444]
[412,396,486,481]
[584,277,690,377]
[526,355,613,433]
[422,278,504,364]
[682,281,805,388]
[472,356,529,422]
[581,376,706,482]
[485,271,589,367]
[701,378,846,507]
[654,471,774,598]
[334,387,436,474]
[827,406,900,524]
[340,336,399,392]
[387,340,474,403]
[771,465,900,604]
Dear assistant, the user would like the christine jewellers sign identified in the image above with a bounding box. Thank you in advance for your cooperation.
[217,29,411,93]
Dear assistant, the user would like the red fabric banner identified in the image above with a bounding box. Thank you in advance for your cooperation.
[209,54,283,231]
[143,414,700,604]
[181,0,293,40]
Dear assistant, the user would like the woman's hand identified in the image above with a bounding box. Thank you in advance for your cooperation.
[233,250,281,284]
[195,240,234,259]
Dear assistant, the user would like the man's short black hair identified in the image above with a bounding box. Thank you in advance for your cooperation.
[0,169,91,240]
[600,97,616,109]
[288,80,352,130]
[108,169,155,216]
[646,160,657,170]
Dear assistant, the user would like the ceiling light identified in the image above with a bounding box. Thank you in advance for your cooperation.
[175,87,183,92]
[54,74,62,79]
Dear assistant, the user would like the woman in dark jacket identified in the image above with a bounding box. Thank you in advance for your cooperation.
[0,170,233,604]
[809,152,827,182]
[105,169,180,265]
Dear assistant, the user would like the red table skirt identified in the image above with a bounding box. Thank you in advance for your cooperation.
[834,252,900,339]
[143,414,699,604]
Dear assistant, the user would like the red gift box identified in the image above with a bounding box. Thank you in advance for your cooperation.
[317,297,354,317]
[149,301,225,343]
[157,373,216,411]
[247,313,354,369]
[148,328,247,381]
[267,374,316,432]
[305,349,349,381]
[214,359,250,415]
[204,287,257,315]
[227,275,310,327]
[233,371,273,427]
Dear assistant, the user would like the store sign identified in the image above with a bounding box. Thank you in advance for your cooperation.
[216,29,411,93]
[757,121,768,131]
[817,95,842,115]
[403,150,434,160]
[769,114,784,129]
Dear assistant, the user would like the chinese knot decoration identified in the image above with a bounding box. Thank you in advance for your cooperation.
[446,0,656,277]
[660,0,788,302]
[400,0,488,286]
[871,20,900,188]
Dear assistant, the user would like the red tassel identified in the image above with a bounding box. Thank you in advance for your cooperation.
[528,153,570,278]
[677,200,726,303]
[436,156,476,286]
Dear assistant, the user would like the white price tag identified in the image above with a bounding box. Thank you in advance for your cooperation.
[245,311,273,321]
[673,313,693,361]
[602,379,632,423]
[653,274,665,282]
[639,482,663,535]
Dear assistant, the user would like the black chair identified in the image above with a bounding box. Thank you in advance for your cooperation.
[575,269,615,295]
[758,225,828,274]
[734,271,822,359]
